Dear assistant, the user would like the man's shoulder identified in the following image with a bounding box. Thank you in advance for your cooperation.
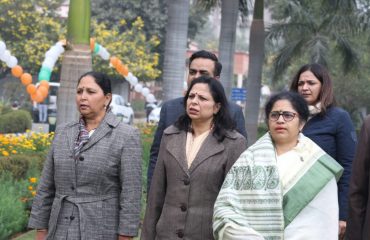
[162,97,184,108]
[227,101,242,112]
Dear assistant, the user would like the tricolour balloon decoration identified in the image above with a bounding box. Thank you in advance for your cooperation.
[1,38,156,104]
[0,39,51,103]
[90,38,157,103]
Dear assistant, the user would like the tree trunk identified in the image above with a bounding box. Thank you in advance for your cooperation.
[218,0,239,99]
[162,0,189,101]
[244,0,264,145]
[57,0,92,125]
[57,45,92,125]
[67,0,91,44]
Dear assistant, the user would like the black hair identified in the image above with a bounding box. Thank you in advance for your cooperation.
[265,91,309,124]
[189,50,222,77]
[174,76,235,142]
[290,63,335,114]
[77,71,112,109]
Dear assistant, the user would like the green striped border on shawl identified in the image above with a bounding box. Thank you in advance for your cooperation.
[283,154,343,227]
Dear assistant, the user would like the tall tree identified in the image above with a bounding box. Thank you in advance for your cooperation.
[194,0,250,99]
[0,0,64,77]
[57,0,92,125]
[266,0,363,79]
[218,0,239,98]
[161,0,190,100]
[244,0,265,145]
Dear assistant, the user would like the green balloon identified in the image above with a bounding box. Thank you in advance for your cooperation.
[94,43,100,54]
[38,67,52,81]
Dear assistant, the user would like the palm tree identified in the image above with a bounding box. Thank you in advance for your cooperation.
[218,0,239,99]
[266,0,363,79]
[161,0,190,101]
[244,0,264,145]
[57,0,92,125]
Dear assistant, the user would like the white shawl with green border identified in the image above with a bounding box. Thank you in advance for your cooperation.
[213,133,343,240]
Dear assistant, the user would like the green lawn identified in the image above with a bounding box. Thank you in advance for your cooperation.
[12,230,34,240]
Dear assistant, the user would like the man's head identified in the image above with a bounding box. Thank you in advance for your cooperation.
[187,50,222,87]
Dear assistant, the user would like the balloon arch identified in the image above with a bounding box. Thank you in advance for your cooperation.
[0,39,156,103]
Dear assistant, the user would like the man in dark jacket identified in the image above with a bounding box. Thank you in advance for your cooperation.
[348,115,370,240]
[147,50,247,192]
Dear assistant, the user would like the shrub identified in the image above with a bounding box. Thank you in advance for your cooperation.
[257,123,268,138]
[137,123,156,219]
[0,110,32,134]
[0,174,29,240]
[0,152,46,180]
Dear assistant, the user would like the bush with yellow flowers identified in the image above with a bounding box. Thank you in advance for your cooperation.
[0,130,53,157]
[0,131,53,180]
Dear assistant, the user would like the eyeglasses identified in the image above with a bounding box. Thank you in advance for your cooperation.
[269,111,297,122]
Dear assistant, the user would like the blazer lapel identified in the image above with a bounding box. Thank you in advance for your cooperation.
[80,112,118,153]
[188,134,224,173]
[166,131,189,175]
[67,123,79,156]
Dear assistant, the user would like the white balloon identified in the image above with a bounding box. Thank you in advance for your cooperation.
[146,93,156,103]
[55,41,64,48]
[42,57,56,69]
[54,44,65,55]
[99,48,110,60]
[0,41,6,56]
[125,72,134,82]
[130,75,138,86]
[6,56,18,68]
[45,47,60,60]
[0,50,11,62]
[134,83,143,92]
[141,87,150,97]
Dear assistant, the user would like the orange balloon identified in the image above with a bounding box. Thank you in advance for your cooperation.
[20,73,32,86]
[90,38,95,51]
[38,86,49,98]
[11,65,23,78]
[31,91,44,103]
[117,63,126,75]
[110,56,119,68]
[39,80,50,90]
[27,84,37,95]
[121,64,129,77]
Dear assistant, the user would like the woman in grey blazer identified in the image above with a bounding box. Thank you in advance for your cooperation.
[28,72,142,240]
[141,76,247,240]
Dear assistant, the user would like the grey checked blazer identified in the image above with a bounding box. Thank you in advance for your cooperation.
[28,112,142,239]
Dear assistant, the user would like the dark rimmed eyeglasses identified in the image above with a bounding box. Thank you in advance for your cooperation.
[269,111,297,122]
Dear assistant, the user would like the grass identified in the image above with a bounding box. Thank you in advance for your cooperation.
[12,230,34,240]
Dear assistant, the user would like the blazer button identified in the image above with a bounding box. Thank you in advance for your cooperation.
[177,230,184,238]
[70,216,75,220]
[79,156,84,161]
[180,205,187,212]
[71,186,75,190]
[183,179,190,185]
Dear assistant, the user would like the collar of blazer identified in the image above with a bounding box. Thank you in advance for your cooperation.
[163,125,239,174]
[164,125,240,140]
[64,111,121,156]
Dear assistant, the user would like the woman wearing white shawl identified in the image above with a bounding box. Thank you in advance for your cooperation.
[213,91,343,240]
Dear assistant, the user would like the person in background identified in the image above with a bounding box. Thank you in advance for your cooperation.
[290,63,356,239]
[141,76,247,240]
[213,91,343,240]
[347,115,370,240]
[11,100,19,110]
[147,50,247,192]
[28,71,142,240]
[38,97,49,123]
